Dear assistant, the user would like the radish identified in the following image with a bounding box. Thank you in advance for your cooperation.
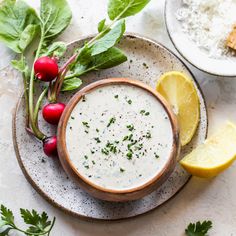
[42,103,65,125]
[43,136,58,157]
[34,56,59,82]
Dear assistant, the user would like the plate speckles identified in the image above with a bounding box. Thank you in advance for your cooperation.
[13,34,208,220]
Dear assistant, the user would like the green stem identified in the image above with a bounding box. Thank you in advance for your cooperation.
[22,55,30,128]
[28,27,46,141]
[34,87,48,123]
[51,14,123,101]
[11,217,55,236]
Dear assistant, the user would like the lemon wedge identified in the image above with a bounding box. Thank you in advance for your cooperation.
[156,71,200,146]
[180,122,236,178]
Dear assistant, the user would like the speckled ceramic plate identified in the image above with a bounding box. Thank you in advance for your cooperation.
[13,34,208,220]
[165,0,236,77]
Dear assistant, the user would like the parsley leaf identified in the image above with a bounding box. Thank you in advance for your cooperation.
[185,221,213,236]
[0,205,14,226]
[0,204,55,236]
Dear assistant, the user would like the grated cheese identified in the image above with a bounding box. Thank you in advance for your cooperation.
[176,0,236,59]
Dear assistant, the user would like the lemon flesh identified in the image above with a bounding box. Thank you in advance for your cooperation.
[156,71,200,146]
[180,122,236,178]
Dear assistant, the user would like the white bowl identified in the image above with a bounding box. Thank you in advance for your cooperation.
[165,0,236,77]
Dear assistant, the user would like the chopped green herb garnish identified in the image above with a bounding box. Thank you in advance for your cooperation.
[90,150,95,154]
[145,112,150,116]
[127,99,132,104]
[146,131,152,139]
[84,165,89,169]
[126,151,133,160]
[107,117,116,127]
[71,116,75,120]
[154,153,160,159]
[84,155,88,159]
[82,121,90,128]
[114,95,119,99]
[128,133,133,141]
[101,148,109,155]
[120,168,125,172]
[96,128,99,133]
[140,110,145,115]
[123,135,129,141]
[92,160,96,165]
[94,137,101,143]
[85,130,89,134]
[126,124,134,131]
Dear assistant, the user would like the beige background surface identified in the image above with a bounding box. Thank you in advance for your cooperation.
[0,0,236,235]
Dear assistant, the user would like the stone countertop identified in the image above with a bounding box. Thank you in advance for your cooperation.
[0,0,236,235]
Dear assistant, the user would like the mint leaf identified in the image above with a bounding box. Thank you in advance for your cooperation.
[44,41,67,58]
[108,0,150,21]
[40,0,72,41]
[185,221,213,236]
[0,0,39,53]
[91,19,126,56]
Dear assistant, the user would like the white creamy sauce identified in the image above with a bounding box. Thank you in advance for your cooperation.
[66,84,173,190]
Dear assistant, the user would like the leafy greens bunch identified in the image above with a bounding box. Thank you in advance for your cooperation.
[0,0,150,156]
[0,204,55,236]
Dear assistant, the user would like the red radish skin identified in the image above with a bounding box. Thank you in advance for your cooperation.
[34,56,59,82]
[43,136,58,157]
[42,103,66,125]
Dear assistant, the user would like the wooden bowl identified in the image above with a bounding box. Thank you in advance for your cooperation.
[57,78,180,202]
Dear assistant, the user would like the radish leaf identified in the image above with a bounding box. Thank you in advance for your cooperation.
[91,19,125,56]
[61,77,82,91]
[40,0,72,41]
[98,19,106,32]
[0,0,39,53]
[108,0,150,21]
[44,41,67,58]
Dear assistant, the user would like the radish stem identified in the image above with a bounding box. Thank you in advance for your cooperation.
[28,27,47,141]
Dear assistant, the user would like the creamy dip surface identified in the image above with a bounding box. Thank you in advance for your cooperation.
[66,84,174,191]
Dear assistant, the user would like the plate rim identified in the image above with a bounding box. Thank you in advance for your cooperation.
[12,32,208,220]
[164,0,236,78]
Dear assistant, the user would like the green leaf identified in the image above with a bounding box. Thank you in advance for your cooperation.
[61,77,82,92]
[19,24,39,51]
[70,47,127,78]
[44,41,67,58]
[11,55,29,75]
[0,205,14,226]
[91,19,125,56]
[108,0,150,20]
[185,221,213,236]
[90,47,127,70]
[98,19,106,32]
[0,0,40,53]
[0,219,6,228]
[0,227,12,236]
[75,44,92,66]
[20,209,51,233]
[40,0,72,41]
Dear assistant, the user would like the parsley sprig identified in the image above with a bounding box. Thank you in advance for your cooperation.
[0,205,55,235]
[185,220,212,236]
